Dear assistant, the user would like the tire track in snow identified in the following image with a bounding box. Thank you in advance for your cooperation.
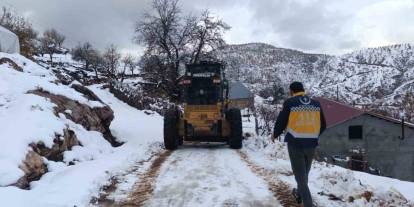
[144,144,280,207]
[90,149,171,207]
[237,151,302,207]
[121,150,172,206]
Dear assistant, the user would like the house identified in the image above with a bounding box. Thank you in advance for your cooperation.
[316,97,414,182]
[228,81,254,109]
[0,26,20,54]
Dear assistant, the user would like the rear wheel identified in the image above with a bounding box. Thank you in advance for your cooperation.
[164,108,180,150]
[226,108,243,149]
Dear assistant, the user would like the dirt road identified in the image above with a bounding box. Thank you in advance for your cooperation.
[95,144,304,207]
[141,144,279,207]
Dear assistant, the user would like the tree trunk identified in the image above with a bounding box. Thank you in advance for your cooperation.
[94,68,99,80]
[49,54,53,65]
[120,66,127,83]
[193,39,205,63]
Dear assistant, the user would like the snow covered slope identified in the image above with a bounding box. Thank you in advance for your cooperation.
[216,43,414,118]
[0,53,163,206]
[0,52,107,186]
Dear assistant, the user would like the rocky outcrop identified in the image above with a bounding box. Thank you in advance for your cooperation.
[109,84,172,116]
[29,88,122,147]
[71,84,102,102]
[0,57,23,72]
[13,127,82,190]
[14,151,48,189]
[30,127,81,162]
[11,86,122,189]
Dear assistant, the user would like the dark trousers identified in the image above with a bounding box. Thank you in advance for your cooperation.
[287,144,316,207]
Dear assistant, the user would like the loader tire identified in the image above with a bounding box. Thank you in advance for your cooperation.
[164,108,179,150]
[227,108,243,149]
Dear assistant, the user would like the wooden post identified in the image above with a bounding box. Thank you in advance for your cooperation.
[402,116,405,140]
[336,85,339,101]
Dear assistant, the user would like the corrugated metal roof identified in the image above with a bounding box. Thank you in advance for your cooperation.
[365,112,414,128]
[316,97,414,129]
[316,97,364,128]
[229,82,253,100]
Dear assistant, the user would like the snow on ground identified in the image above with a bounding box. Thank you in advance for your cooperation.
[242,135,414,207]
[0,52,105,186]
[146,144,280,207]
[36,54,81,67]
[88,85,163,146]
[0,52,163,206]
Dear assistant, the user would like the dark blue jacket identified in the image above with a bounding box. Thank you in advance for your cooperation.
[273,93,326,148]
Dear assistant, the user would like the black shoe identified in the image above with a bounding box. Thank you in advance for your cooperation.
[292,188,302,204]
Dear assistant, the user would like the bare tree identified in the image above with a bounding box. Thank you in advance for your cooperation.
[71,42,101,78]
[138,54,176,96]
[255,104,278,136]
[40,28,66,64]
[134,0,229,99]
[129,57,138,76]
[402,90,414,123]
[103,44,121,85]
[0,6,38,57]
[120,54,135,82]
[190,10,230,63]
[393,50,414,72]
[90,53,105,79]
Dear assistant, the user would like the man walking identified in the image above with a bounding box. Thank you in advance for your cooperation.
[273,82,326,207]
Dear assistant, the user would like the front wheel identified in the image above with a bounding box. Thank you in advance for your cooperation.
[226,108,243,149]
[164,108,180,150]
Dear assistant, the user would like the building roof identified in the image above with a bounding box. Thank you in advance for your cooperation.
[229,82,253,100]
[365,111,414,128]
[316,97,414,129]
[316,97,364,128]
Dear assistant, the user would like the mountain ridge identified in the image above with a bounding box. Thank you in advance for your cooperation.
[216,42,414,121]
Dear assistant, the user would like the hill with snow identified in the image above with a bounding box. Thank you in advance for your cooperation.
[0,52,163,206]
[216,43,414,118]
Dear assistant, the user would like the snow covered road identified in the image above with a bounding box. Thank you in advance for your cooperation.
[143,144,280,207]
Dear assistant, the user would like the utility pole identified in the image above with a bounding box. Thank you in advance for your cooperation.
[401,111,405,140]
[336,85,339,101]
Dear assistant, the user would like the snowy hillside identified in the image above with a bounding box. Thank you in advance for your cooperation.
[0,53,163,206]
[216,43,414,117]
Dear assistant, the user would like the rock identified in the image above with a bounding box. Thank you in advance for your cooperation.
[29,88,122,147]
[71,84,102,102]
[14,151,48,189]
[31,127,81,162]
[52,69,73,85]
[0,57,23,72]
[109,85,172,115]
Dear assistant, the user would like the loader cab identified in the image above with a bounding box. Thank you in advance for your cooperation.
[179,62,228,105]
[164,61,242,150]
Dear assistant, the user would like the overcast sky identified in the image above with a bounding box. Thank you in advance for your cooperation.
[2,0,414,55]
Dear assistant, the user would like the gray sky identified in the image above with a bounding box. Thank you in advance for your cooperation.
[2,0,414,55]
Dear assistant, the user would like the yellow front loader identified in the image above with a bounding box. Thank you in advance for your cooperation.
[163,62,242,150]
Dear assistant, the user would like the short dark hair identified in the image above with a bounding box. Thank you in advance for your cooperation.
[289,82,305,93]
